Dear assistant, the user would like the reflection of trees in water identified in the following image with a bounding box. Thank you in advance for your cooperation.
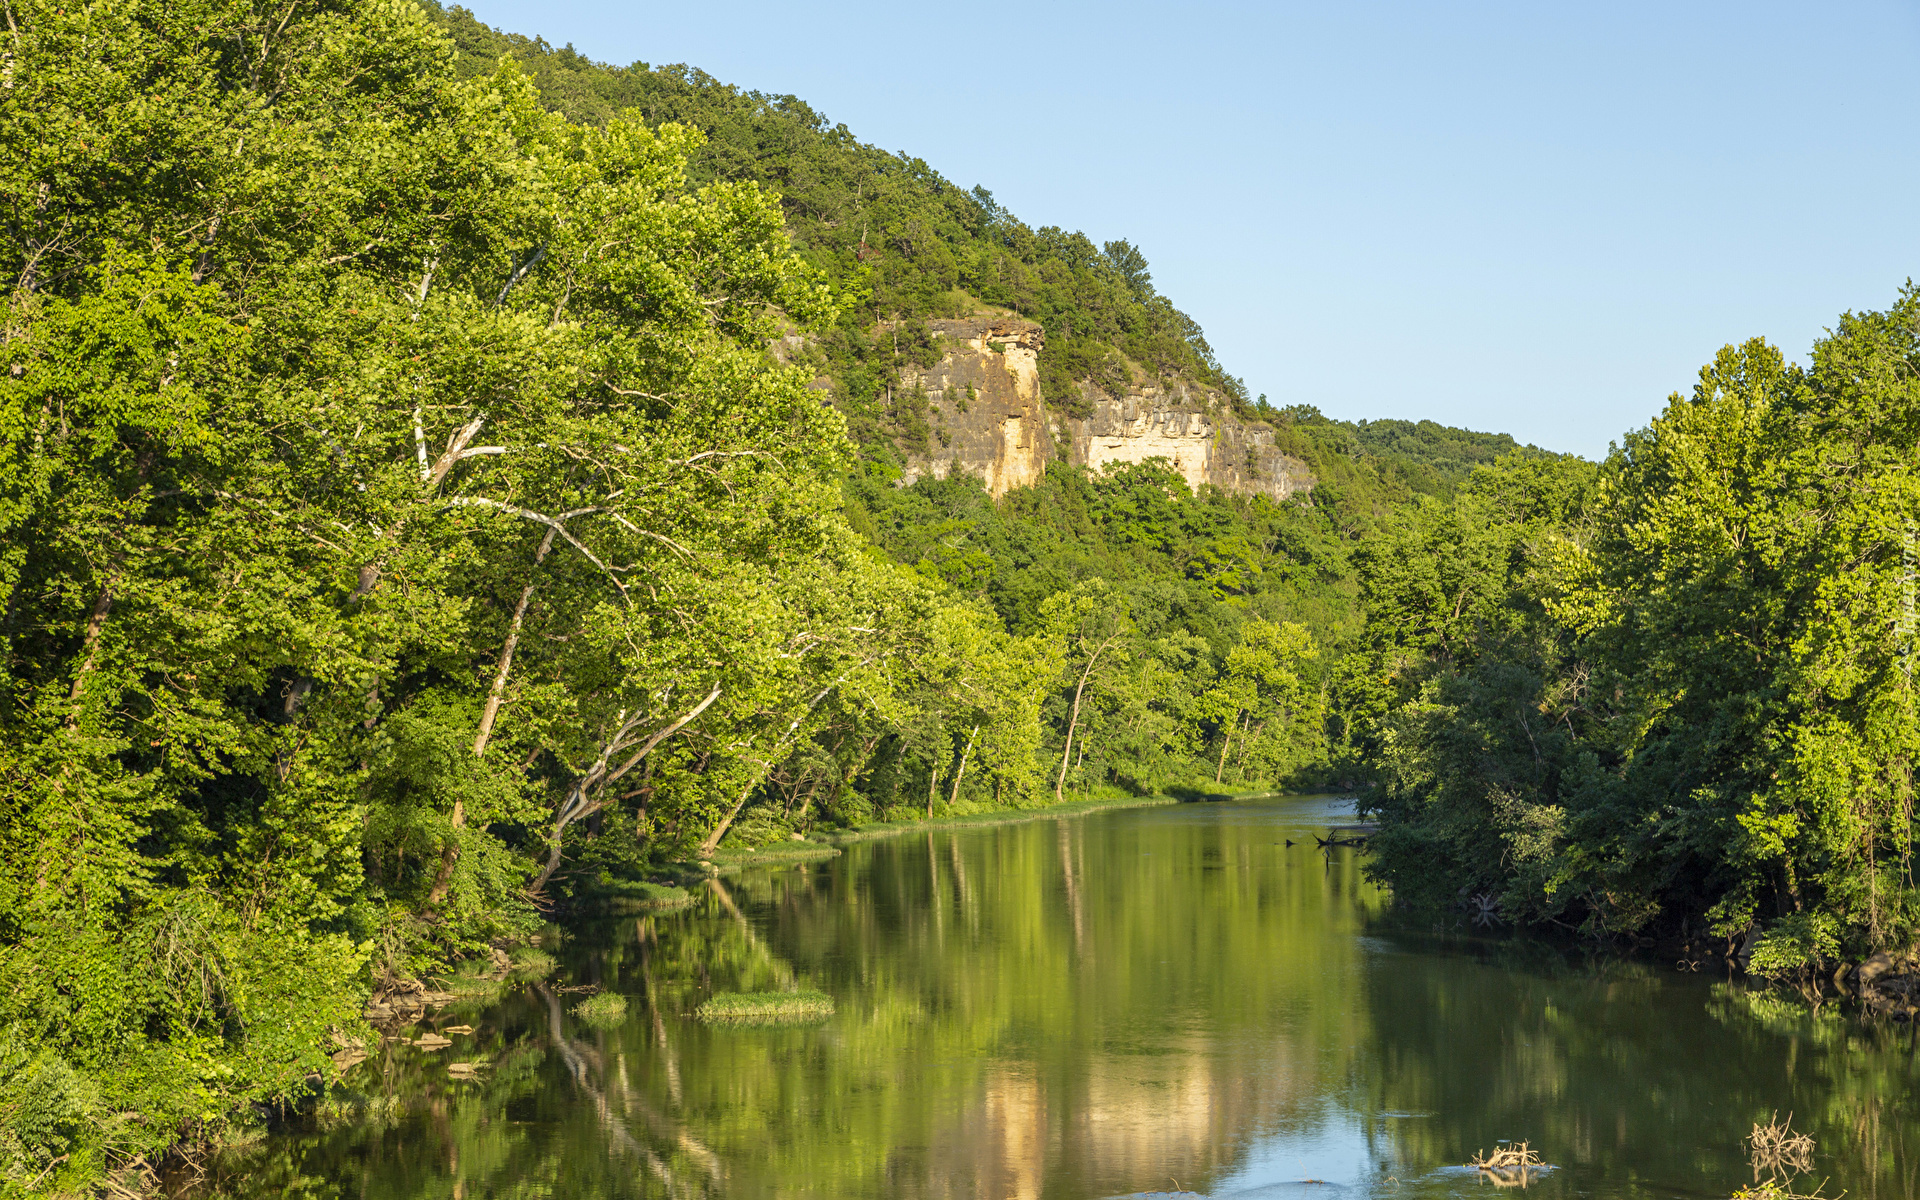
[198,818,1917,1200]
[650,820,1396,1198]
[1702,988,1920,1200]
[534,981,723,1198]
[1352,920,1920,1200]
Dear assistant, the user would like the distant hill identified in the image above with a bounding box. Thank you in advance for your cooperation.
[424,3,1559,524]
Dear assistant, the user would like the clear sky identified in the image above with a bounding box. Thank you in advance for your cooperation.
[453,0,1920,458]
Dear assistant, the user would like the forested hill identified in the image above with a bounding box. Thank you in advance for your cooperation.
[424,2,1542,503]
[428,2,1248,418]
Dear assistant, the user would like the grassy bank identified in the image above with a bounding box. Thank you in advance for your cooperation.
[814,792,1196,845]
[704,843,845,871]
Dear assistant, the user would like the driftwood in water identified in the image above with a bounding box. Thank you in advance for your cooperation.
[1469,1141,1544,1187]
[1315,823,1376,848]
[1748,1113,1814,1178]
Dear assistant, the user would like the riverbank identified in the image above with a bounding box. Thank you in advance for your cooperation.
[812,788,1313,845]
[818,794,1181,845]
[687,791,1251,873]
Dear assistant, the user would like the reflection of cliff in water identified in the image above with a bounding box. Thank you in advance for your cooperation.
[183,797,1920,1200]
[924,1037,1325,1200]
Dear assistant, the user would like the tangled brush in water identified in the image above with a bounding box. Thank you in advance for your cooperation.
[1732,1113,1830,1200]
[1747,1113,1815,1179]
[1468,1141,1542,1186]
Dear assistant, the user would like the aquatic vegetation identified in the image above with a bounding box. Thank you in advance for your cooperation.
[573,993,630,1028]
[695,990,836,1025]
[508,949,557,982]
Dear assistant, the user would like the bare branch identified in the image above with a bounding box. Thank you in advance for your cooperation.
[438,497,630,604]
[426,413,487,487]
[609,515,694,560]
[323,239,384,265]
[685,450,775,464]
[530,687,720,896]
[496,244,547,306]
[604,383,676,402]
[599,683,723,790]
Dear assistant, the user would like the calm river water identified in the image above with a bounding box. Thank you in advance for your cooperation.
[199,795,1920,1200]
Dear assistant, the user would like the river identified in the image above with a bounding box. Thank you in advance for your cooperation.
[190,794,1920,1200]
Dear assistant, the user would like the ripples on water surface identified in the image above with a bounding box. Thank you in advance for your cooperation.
[194,795,1920,1200]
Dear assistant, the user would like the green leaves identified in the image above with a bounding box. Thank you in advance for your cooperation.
[1365,289,1920,951]
[0,0,862,1174]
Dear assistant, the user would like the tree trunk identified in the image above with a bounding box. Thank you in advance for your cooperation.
[474,526,557,759]
[1056,639,1115,803]
[1235,717,1263,780]
[696,661,870,858]
[430,526,556,906]
[65,582,115,728]
[948,724,979,808]
[1229,709,1253,781]
[1215,708,1240,784]
[926,759,940,820]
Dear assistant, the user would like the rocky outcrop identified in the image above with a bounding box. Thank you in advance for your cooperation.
[897,318,1050,495]
[1849,950,1920,1018]
[891,317,1312,500]
[1066,382,1314,503]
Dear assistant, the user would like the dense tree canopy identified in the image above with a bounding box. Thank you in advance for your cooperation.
[1361,297,1920,976]
[5,0,1915,1189]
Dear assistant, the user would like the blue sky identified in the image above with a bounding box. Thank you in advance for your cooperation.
[453,0,1920,458]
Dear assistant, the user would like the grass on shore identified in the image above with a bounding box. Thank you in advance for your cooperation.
[706,842,842,870]
[817,792,1183,844]
[694,990,835,1024]
[578,878,698,911]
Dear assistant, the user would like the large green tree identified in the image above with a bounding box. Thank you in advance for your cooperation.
[1364,292,1920,962]
[0,0,853,1180]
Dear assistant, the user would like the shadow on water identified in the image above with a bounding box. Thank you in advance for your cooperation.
[182,794,1920,1200]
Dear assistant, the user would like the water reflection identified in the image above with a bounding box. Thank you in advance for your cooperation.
[190,797,1920,1200]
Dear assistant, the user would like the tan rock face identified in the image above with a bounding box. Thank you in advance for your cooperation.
[1068,384,1314,503]
[897,318,1050,495]
[894,318,1312,500]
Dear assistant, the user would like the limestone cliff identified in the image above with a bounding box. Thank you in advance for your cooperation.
[890,317,1312,500]
[893,319,1050,496]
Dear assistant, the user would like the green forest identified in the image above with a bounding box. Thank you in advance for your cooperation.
[1,0,1915,1191]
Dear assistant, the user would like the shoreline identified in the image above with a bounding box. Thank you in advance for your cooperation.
[688,787,1340,872]
[815,792,1182,844]
[809,787,1321,847]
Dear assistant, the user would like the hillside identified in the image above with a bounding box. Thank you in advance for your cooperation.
[425,3,1545,513]
[0,3,1633,1187]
